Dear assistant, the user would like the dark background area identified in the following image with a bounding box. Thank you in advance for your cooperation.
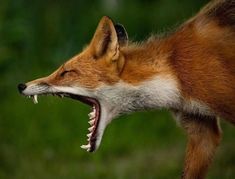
[1,0,235,178]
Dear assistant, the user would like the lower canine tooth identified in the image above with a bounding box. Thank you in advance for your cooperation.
[80,144,91,150]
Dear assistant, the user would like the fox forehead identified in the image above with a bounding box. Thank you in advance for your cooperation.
[64,51,95,71]
[47,50,120,88]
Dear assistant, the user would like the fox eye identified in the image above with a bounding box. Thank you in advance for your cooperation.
[60,70,76,77]
[60,70,69,77]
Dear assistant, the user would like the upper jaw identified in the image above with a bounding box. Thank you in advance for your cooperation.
[19,83,114,152]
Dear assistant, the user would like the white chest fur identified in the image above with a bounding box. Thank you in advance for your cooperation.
[96,75,213,117]
[96,75,181,115]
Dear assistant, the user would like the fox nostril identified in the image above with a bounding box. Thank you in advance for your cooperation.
[18,83,27,93]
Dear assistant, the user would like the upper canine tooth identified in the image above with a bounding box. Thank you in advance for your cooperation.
[32,95,38,104]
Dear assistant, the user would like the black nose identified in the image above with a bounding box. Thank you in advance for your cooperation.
[18,83,27,93]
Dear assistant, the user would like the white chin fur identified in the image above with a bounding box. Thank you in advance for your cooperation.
[92,101,114,151]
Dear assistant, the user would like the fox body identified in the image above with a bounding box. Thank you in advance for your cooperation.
[18,0,235,178]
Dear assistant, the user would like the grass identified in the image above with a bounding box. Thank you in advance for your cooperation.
[1,0,235,178]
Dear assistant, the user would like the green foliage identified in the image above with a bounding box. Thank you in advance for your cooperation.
[1,0,235,178]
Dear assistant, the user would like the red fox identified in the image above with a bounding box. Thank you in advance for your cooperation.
[18,0,235,178]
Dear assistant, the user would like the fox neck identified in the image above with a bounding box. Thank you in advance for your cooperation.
[119,36,175,82]
[97,76,181,116]
[96,40,181,118]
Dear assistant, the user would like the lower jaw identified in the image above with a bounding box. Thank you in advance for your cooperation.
[24,92,102,152]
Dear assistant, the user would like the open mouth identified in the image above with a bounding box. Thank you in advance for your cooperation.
[26,93,101,152]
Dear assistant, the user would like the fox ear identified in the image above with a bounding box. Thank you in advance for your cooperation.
[115,23,128,46]
[90,16,120,59]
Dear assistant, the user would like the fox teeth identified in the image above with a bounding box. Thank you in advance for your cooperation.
[88,112,95,119]
[88,119,95,125]
[88,126,94,132]
[32,95,38,104]
[58,94,64,98]
[87,133,92,138]
[80,144,90,150]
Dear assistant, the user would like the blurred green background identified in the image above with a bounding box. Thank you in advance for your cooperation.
[1,0,235,178]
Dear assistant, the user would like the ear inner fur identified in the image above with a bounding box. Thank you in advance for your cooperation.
[90,16,119,59]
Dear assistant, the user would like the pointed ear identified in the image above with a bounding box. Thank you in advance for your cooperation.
[115,23,128,46]
[90,16,119,59]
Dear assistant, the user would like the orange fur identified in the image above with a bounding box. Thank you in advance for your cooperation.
[169,5,235,124]
[23,1,235,178]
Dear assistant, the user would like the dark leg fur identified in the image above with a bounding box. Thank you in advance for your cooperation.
[173,112,222,179]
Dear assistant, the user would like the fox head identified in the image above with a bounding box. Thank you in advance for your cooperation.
[18,16,179,152]
[18,16,130,152]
